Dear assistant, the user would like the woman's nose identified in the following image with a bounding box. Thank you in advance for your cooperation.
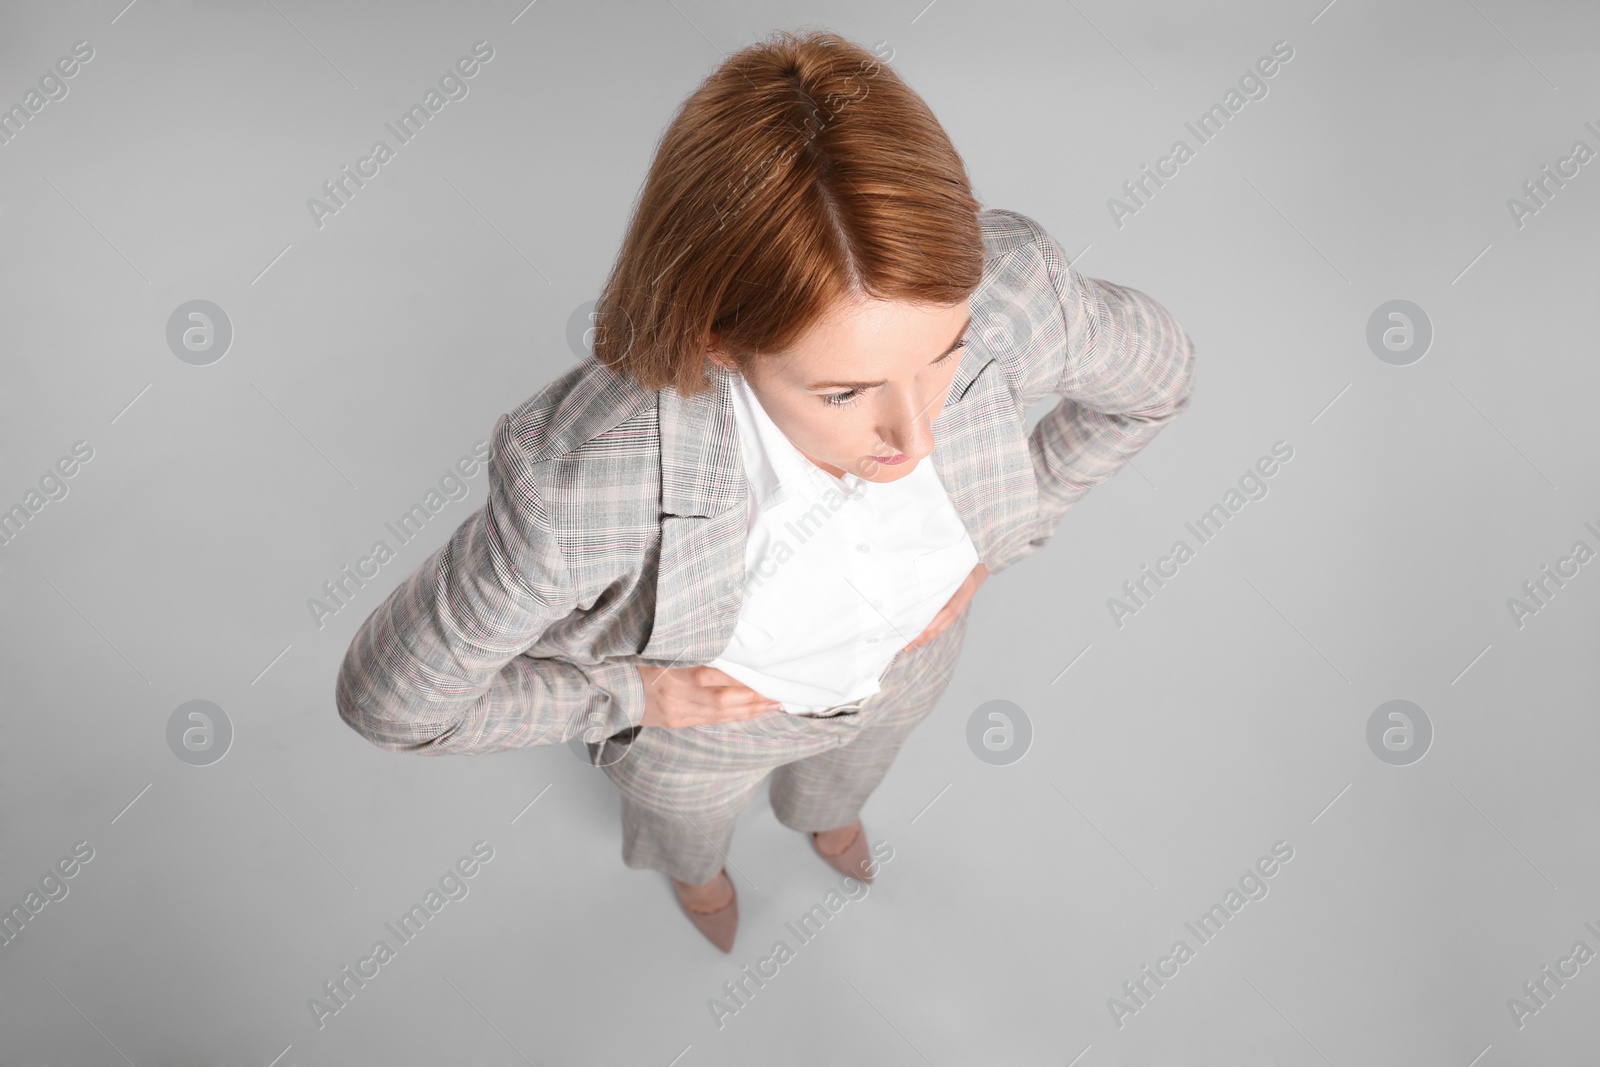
[881,404,936,459]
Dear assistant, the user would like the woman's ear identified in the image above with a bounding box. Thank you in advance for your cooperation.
[703,337,739,375]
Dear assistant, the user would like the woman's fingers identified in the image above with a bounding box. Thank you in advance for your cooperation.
[687,693,775,728]
[905,611,946,651]
[691,665,737,687]
[677,667,778,722]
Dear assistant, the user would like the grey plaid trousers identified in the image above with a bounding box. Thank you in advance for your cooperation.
[592,602,973,885]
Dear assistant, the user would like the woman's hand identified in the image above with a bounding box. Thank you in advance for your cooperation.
[635,664,785,729]
[901,562,989,653]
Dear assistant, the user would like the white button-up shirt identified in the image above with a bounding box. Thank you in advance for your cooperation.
[706,372,981,715]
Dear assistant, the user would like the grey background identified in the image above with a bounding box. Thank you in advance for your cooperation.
[3,0,1597,1064]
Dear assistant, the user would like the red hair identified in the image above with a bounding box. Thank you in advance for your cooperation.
[591,28,984,396]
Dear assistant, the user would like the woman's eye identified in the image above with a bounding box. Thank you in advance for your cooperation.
[819,340,964,408]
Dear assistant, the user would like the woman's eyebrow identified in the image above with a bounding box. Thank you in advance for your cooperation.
[805,314,974,391]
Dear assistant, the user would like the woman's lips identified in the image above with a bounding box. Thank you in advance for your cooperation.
[876,453,908,465]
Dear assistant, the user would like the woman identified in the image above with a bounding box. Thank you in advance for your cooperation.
[335,29,1196,953]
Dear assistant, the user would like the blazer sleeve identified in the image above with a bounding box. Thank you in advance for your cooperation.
[989,210,1197,566]
[334,414,648,756]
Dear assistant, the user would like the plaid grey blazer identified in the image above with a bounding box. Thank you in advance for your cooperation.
[336,208,1197,762]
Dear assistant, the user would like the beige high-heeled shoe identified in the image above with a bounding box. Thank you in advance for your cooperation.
[671,868,738,953]
[811,820,874,883]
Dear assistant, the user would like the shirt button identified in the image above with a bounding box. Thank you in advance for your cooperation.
[866,636,880,644]
[856,542,871,553]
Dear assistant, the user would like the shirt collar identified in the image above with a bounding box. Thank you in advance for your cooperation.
[728,372,865,509]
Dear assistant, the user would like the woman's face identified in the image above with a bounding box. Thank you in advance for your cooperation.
[711,297,971,484]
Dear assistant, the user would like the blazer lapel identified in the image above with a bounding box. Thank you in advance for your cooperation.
[931,347,1043,574]
[640,367,750,665]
